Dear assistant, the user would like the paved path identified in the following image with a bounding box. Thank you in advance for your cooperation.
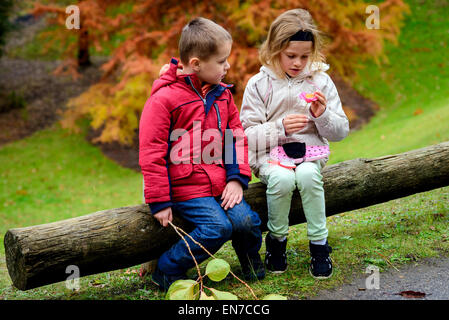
[308,256,449,300]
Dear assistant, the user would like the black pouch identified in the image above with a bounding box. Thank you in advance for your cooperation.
[282,142,306,159]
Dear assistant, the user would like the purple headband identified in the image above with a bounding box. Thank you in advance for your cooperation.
[289,29,314,42]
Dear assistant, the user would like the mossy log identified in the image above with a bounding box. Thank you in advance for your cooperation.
[4,142,449,290]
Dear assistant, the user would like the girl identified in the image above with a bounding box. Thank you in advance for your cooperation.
[240,8,349,279]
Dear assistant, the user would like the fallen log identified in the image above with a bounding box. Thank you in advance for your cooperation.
[4,142,449,290]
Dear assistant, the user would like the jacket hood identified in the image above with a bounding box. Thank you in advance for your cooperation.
[260,61,330,81]
[150,58,180,96]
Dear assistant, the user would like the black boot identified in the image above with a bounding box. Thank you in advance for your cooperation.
[151,266,186,291]
[233,230,265,281]
[237,252,266,281]
[264,233,288,273]
[309,241,333,279]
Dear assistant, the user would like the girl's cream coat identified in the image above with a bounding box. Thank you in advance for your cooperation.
[240,63,349,176]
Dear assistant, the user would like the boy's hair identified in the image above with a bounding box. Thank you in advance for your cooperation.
[259,9,326,78]
[179,17,232,65]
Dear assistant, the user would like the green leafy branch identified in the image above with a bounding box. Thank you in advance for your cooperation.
[166,221,286,300]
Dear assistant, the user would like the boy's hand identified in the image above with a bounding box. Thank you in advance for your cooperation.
[282,114,309,135]
[310,91,327,118]
[221,180,243,210]
[153,207,173,227]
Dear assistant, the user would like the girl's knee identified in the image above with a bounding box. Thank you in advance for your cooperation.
[267,170,296,195]
[295,164,322,189]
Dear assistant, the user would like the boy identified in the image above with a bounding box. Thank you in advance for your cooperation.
[139,17,265,291]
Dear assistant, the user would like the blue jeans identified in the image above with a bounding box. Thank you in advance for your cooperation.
[157,196,262,276]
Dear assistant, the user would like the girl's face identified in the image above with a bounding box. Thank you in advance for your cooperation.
[279,41,313,78]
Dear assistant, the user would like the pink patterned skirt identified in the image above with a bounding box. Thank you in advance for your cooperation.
[268,145,330,169]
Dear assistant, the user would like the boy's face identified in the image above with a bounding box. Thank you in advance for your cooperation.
[279,41,313,78]
[194,41,232,85]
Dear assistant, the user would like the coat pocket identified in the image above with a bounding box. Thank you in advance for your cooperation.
[168,163,193,181]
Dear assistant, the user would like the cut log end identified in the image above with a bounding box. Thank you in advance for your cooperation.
[4,230,27,290]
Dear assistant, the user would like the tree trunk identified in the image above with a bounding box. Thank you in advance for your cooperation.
[77,26,90,67]
[4,142,449,290]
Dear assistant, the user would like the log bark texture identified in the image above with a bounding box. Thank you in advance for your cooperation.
[4,142,449,290]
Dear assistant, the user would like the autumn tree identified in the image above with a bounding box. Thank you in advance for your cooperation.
[32,0,409,146]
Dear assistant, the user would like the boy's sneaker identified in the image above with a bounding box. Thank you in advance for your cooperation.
[238,253,266,281]
[264,233,288,273]
[309,241,333,279]
[151,266,186,291]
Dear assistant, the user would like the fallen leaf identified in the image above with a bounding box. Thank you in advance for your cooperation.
[413,108,423,116]
[397,290,426,298]
[16,189,28,195]
[90,279,105,287]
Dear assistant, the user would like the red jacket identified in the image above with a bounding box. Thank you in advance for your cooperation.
[139,58,252,214]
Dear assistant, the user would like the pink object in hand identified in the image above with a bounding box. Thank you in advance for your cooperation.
[300,92,318,103]
[269,145,330,169]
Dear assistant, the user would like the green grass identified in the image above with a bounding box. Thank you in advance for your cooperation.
[328,0,449,164]
[0,126,143,254]
[1,0,449,300]
[212,187,448,299]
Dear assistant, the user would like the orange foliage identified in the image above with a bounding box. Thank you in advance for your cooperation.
[33,0,409,145]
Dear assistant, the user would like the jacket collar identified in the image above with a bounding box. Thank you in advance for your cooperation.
[152,58,233,98]
[260,62,330,82]
[165,57,232,98]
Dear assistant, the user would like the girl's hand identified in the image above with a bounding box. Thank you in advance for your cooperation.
[310,91,327,118]
[221,180,243,210]
[282,114,309,135]
[158,63,184,77]
[158,64,170,77]
[153,207,173,227]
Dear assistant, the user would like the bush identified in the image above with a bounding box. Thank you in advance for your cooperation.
[0,0,14,57]
[0,91,26,113]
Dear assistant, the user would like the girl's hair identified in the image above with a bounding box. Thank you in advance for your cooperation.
[259,9,326,78]
[179,17,232,65]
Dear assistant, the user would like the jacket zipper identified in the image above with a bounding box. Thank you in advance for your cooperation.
[188,79,222,135]
[213,103,223,137]
[189,81,207,107]
[287,77,292,113]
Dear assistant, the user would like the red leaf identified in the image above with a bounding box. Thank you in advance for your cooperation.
[397,290,426,298]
